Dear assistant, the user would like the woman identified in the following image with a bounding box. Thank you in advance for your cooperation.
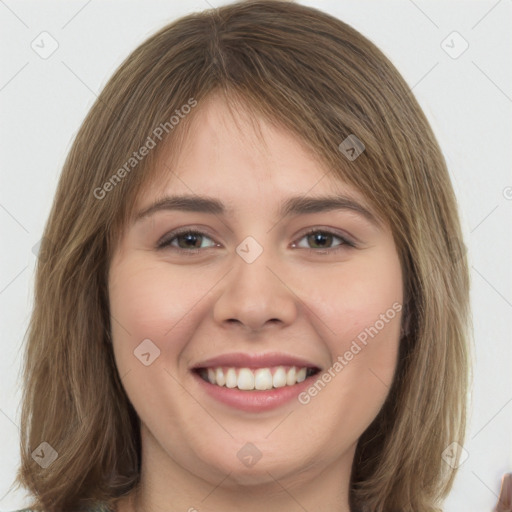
[10,1,474,511]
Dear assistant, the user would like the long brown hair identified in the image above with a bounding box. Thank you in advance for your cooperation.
[12,1,471,511]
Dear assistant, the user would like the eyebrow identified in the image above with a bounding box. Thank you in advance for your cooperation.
[134,194,381,226]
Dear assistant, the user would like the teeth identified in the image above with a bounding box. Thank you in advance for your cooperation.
[199,365,316,390]
[238,368,255,390]
[225,368,237,388]
[254,368,273,390]
[286,367,296,386]
[296,367,307,383]
[272,367,287,388]
[215,368,226,386]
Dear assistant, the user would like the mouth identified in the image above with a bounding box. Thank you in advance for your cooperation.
[193,365,320,391]
[190,352,323,412]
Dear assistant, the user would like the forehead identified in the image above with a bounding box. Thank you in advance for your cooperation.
[134,93,372,213]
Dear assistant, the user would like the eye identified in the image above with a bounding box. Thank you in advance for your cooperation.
[157,229,217,252]
[157,227,355,254]
[293,229,355,253]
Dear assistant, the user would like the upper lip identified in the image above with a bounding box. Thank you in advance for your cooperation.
[192,352,322,370]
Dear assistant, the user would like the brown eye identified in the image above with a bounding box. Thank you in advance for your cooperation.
[294,229,355,252]
[307,231,334,249]
[156,227,355,254]
[157,230,216,251]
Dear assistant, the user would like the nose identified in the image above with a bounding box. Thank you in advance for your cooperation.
[212,247,298,333]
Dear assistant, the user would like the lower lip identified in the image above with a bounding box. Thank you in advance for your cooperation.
[191,370,317,412]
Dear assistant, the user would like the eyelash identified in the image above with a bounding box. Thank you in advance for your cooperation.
[156,227,356,254]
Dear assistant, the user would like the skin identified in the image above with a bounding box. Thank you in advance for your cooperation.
[109,93,404,512]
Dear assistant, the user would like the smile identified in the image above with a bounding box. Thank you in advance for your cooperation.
[191,352,322,412]
[196,365,319,391]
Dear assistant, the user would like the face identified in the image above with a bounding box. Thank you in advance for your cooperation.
[108,94,403,493]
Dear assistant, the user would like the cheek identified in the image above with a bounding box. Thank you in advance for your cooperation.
[108,259,215,437]
[305,246,403,345]
[295,250,403,440]
[108,257,212,368]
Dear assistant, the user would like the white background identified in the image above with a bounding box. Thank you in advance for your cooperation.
[1,1,511,511]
